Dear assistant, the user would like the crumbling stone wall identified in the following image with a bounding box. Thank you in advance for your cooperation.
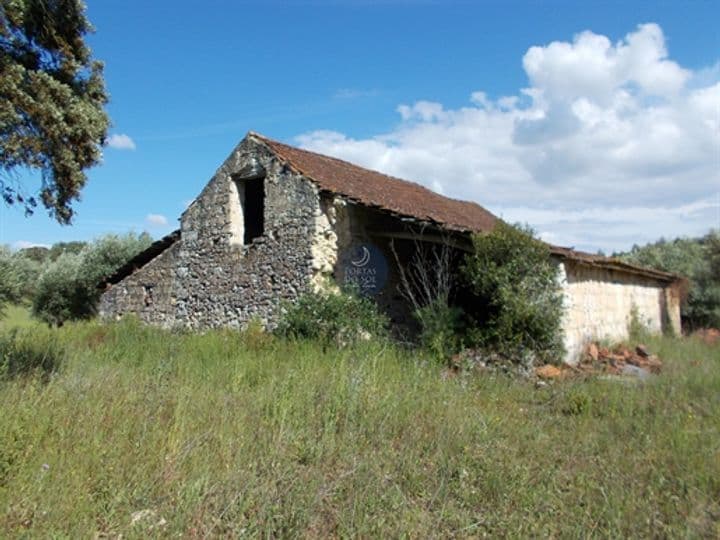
[99,137,321,328]
[559,261,681,363]
[98,243,180,326]
[311,197,420,334]
[310,195,351,291]
[100,135,682,351]
[100,136,418,331]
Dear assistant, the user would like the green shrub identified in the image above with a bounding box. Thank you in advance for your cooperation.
[560,388,592,416]
[414,297,465,361]
[0,247,19,305]
[0,328,65,380]
[0,248,43,312]
[78,233,152,288]
[462,222,564,363]
[0,249,12,316]
[275,289,388,347]
[242,317,274,351]
[390,237,466,360]
[8,253,42,301]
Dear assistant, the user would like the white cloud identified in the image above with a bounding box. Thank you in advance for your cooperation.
[12,240,50,250]
[497,196,720,253]
[296,23,720,252]
[522,24,689,102]
[145,213,169,227]
[107,133,137,150]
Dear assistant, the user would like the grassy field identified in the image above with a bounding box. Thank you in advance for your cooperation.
[0,313,718,537]
[0,304,37,331]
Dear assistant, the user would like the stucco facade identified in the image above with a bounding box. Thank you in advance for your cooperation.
[557,261,682,363]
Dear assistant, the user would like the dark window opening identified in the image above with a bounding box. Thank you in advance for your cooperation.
[243,178,265,244]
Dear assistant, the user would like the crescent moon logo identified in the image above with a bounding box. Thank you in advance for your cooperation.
[351,246,371,267]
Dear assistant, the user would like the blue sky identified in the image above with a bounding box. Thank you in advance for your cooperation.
[1,0,718,252]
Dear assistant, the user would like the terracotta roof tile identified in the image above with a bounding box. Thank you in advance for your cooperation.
[549,245,680,283]
[253,133,682,283]
[252,133,498,233]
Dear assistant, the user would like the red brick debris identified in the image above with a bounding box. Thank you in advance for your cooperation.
[535,342,663,379]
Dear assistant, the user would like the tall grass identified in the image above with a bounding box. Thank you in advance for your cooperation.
[0,318,718,537]
[0,304,37,330]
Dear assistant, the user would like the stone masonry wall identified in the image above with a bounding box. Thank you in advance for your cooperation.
[99,137,320,329]
[559,261,679,363]
[100,135,683,347]
[98,243,180,326]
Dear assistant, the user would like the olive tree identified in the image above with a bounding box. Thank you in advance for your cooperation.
[32,233,151,325]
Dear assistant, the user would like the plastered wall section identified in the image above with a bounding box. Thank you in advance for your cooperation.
[311,196,418,332]
[559,261,675,363]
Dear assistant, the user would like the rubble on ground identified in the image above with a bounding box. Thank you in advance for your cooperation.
[535,364,563,380]
[582,342,662,375]
[534,341,663,381]
[448,341,664,381]
[448,348,536,378]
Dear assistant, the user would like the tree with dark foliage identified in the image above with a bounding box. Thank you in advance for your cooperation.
[0,0,109,223]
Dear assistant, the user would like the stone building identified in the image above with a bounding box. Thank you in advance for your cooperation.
[98,132,682,363]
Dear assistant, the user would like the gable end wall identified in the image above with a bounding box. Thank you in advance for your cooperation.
[99,137,321,328]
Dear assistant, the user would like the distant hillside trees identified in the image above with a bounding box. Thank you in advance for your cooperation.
[47,241,87,261]
[16,245,49,263]
[616,231,720,330]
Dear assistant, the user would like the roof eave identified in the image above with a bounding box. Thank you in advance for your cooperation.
[98,229,181,289]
